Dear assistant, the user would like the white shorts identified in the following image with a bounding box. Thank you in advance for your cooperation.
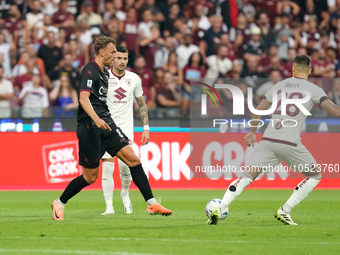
[102,130,134,159]
[248,140,317,173]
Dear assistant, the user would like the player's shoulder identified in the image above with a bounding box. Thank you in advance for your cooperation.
[81,61,98,77]
[125,70,140,79]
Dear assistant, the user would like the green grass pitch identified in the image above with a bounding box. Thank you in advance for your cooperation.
[0,189,339,255]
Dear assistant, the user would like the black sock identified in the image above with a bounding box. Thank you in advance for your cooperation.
[130,164,154,201]
[59,175,90,204]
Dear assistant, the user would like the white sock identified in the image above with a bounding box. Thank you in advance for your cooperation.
[57,198,65,207]
[147,198,156,206]
[220,173,254,211]
[282,174,321,213]
[101,161,115,210]
[119,160,132,192]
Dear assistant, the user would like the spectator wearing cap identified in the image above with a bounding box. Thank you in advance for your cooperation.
[26,0,44,28]
[255,11,276,53]
[0,64,14,118]
[298,0,329,30]
[52,0,76,42]
[38,31,62,80]
[176,33,200,69]
[140,0,165,23]
[205,44,233,79]
[187,4,211,31]
[120,8,139,68]
[275,14,291,60]
[243,26,265,63]
[76,1,103,27]
[229,12,250,45]
[17,72,49,118]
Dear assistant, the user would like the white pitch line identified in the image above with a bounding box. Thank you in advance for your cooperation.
[4,236,340,245]
[5,236,250,244]
[0,248,171,255]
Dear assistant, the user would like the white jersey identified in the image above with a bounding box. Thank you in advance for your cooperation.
[263,77,327,144]
[107,69,143,134]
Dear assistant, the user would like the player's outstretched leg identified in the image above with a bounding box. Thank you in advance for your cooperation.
[116,146,172,216]
[207,172,255,225]
[101,160,115,215]
[275,172,321,225]
[52,174,90,220]
[119,160,133,214]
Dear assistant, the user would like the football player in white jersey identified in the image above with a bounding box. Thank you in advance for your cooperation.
[101,46,150,215]
[207,55,340,225]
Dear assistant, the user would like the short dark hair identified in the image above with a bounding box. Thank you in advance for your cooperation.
[116,45,129,55]
[94,35,117,55]
[293,55,311,73]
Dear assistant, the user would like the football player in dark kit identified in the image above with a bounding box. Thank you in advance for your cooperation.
[52,35,172,220]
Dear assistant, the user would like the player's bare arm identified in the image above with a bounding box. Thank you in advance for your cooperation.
[320,99,340,117]
[136,95,150,145]
[79,91,111,131]
[244,98,272,147]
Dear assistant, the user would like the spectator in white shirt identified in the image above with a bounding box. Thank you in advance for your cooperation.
[0,64,14,118]
[206,44,233,79]
[18,73,49,118]
[176,34,200,69]
[154,36,175,69]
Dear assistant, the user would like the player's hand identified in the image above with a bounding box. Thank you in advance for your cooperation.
[94,118,111,131]
[244,132,256,147]
[141,130,150,145]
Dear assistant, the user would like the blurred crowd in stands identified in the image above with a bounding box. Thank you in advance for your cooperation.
[0,0,340,119]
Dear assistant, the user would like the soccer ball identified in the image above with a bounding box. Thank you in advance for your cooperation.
[205,199,228,220]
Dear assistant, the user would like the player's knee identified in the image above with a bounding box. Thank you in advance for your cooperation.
[85,172,99,184]
[129,156,141,167]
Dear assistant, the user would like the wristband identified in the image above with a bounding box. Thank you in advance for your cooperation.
[143,125,150,131]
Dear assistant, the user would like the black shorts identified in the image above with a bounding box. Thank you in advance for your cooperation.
[77,122,129,168]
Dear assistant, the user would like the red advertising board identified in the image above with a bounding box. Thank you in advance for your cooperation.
[0,132,339,190]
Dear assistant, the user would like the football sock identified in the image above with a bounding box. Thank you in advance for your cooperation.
[220,172,254,211]
[147,198,156,206]
[59,174,90,204]
[119,161,132,192]
[282,173,322,213]
[101,161,115,210]
[129,164,154,202]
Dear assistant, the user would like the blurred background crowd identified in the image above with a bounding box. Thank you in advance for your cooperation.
[0,0,340,119]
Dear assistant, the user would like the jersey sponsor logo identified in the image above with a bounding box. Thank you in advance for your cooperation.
[87,79,92,88]
[114,87,127,100]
